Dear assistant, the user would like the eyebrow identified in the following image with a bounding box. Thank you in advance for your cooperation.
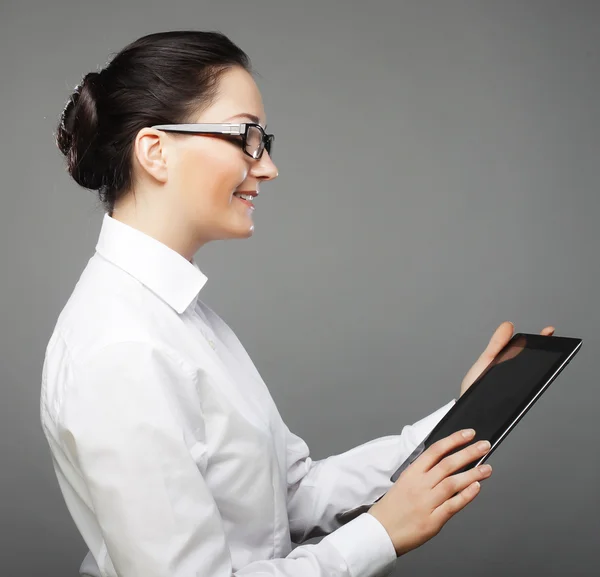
[225,113,266,128]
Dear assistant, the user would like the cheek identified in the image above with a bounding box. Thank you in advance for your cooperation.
[210,159,248,204]
[177,147,248,207]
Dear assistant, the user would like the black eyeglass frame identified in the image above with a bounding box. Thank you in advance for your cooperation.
[151,123,274,159]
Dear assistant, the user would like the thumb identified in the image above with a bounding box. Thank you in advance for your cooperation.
[482,321,515,361]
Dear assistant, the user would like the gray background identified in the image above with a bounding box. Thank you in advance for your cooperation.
[1,0,598,575]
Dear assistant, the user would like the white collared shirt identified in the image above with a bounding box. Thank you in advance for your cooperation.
[40,214,455,577]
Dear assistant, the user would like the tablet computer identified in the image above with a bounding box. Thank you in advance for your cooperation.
[391,333,582,481]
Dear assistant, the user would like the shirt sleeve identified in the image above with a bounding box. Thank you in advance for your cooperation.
[285,400,456,543]
[62,341,398,577]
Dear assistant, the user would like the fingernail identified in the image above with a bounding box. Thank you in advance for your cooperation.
[479,464,492,474]
[462,429,476,438]
[477,441,491,451]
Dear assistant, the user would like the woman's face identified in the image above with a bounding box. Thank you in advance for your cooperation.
[161,66,278,246]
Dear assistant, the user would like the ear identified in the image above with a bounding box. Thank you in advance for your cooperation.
[133,128,169,184]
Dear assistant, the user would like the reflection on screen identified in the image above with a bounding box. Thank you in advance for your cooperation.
[425,342,563,453]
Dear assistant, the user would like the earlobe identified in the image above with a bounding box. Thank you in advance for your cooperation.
[134,128,168,184]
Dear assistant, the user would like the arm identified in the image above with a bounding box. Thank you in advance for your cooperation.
[63,341,397,577]
[286,400,455,543]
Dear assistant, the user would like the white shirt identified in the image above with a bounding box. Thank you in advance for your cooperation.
[40,214,455,577]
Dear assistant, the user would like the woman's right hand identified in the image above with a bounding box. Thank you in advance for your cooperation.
[368,429,492,557]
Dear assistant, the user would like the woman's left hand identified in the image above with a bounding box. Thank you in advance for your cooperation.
[459,321,556,398]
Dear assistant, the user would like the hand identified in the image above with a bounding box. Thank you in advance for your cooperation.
[459,321,555,398]
[368,429,493,557]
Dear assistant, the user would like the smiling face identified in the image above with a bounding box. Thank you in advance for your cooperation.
[168,66,278,243]
[124,65,278,256]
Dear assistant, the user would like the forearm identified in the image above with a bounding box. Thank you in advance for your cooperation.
[287,400,456,542]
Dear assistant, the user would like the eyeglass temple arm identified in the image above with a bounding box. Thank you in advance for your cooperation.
[151,123,246,135]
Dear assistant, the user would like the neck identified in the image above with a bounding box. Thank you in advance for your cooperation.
[110,196,201,261]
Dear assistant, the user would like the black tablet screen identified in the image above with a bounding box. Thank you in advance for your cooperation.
[389,334,581,482]
[425,339,564,462]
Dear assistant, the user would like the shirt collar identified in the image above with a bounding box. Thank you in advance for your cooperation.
[95,213,207,314]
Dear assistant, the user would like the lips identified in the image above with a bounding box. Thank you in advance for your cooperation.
[233,189,258,210]
[233,190,259,198]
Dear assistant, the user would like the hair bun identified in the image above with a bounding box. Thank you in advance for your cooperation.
[56,71,106,190]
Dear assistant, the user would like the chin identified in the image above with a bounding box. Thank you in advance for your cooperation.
[223,223,255,240]
[212,211,255,241]
[238,225,255,239]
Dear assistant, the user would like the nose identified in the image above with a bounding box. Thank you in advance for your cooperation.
[251,150,279,182]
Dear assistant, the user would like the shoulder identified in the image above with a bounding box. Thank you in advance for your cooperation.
[42,255,194,420]
[50,253,176,358]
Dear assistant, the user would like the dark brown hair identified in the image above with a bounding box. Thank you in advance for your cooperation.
[56,30,251,212]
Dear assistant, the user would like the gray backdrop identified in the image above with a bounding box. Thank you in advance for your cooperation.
[1,1,598,576]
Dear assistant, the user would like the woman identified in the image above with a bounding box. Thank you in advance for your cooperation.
[40,30,554,577]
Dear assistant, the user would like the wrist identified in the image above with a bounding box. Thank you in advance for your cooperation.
[367,506,401,558]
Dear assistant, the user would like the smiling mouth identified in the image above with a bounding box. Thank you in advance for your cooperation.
[233,190,258,201]
[233,190,257,210]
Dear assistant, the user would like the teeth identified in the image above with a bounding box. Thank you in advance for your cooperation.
[238,194,253,201]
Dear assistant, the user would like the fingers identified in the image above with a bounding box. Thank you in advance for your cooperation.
[412,429,477,475]
[427,438,491,487]
[430,478,484,525]
[430,462,493,507]
[482,321,514,360]
[468,321,515,378]
[489,322,555,351]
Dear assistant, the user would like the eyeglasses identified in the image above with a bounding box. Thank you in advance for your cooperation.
[151,123,274,160]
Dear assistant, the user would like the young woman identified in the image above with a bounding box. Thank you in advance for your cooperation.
[40,30,554,577]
